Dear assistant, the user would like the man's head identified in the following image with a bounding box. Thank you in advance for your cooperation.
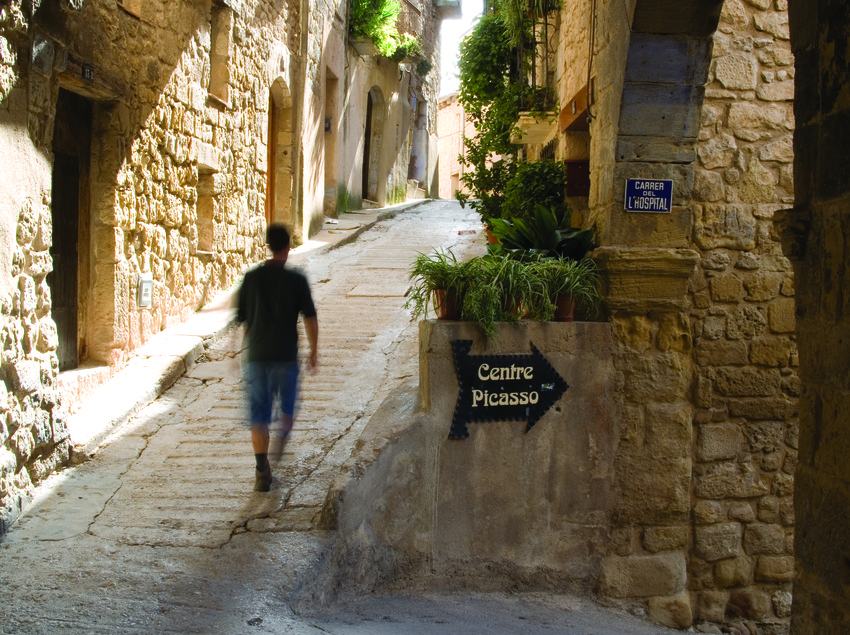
[266,223,291,255]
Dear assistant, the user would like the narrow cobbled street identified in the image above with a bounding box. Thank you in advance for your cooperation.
[1,201,672,635]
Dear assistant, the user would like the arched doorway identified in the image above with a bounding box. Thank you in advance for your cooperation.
[266,78,296,232]
[362,86,385,203]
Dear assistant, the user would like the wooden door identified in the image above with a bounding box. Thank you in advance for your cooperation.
[48,89,92,371]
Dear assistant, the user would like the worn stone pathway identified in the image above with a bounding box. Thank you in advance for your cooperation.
[0,201,673,634]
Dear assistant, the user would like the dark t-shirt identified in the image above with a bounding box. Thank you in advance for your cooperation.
[236,261,317,363]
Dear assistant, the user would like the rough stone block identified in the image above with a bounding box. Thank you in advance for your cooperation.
[744,421,785,453]
[772,590,792,618]
[759,135,794,163]
[698,132,738,169]
[727,397,796,419]
[714,367,780,397]
[726,305,768,340]
[611,314,653,352]
[738,159,778,204]
[643,525,689,553]
[715,557,753,588]
[695,374,713,408]
[695,523,742,561]
[711,275,744,302]
[648,592,693,629]
[714,53,758,90]
[694,169,725,202]
[696,340,749,366]
[644,403,691,458]
[597,553,687,598]
[695,462,770,499]
[768,298,796,333]
[702,315,726,340]
[697,423,743,462]
[9,360,42,394]
[622,351,692,404]
[615,455,691,524]
[694,500,727,524]
[694,205,757,250]
[743,524,785,555]
[743,272,783,302]
[756,555,794,581]
[779,497,794,526]
[749,338,794,367]
[754,12,790,40]
[727,588,771,620]
[728,501,756,523]
[699,589,728,622]
[757,80,795,102]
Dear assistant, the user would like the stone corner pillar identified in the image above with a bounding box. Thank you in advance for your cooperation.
[593,246,700,312]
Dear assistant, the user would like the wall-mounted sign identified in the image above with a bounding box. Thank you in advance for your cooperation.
[450,340,568,439]
[624,178,673,213]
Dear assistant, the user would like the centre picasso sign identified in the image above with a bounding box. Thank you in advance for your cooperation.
[449,340,568,439]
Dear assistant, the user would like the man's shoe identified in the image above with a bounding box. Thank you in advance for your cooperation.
[254,465,273,492]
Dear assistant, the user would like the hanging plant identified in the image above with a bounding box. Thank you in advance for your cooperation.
[349,0,402,56]
[416,58,433,76]
[390,33,423,62]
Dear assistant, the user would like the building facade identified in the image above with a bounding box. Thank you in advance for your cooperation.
[0,0,448,535]
[431,0,800,630]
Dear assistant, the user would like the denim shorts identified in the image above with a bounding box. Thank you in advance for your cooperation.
[245,361,299,426]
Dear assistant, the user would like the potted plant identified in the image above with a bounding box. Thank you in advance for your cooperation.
[405,250,478,320]
[489,203,595,260]
[526,257,602,322]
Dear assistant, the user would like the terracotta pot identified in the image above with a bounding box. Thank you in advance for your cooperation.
[485,228,499,245]
[433,289,462,320]
[503,295,528,317]
[553,294,576,322]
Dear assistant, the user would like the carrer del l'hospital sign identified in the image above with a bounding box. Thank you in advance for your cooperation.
[449,340,568,439]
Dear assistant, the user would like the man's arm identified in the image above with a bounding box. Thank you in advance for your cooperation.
[304,315,319,371]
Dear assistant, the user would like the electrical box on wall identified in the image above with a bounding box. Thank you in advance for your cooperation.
[137,273,153,309]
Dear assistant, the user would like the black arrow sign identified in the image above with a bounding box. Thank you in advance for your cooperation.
[450,340,569,439]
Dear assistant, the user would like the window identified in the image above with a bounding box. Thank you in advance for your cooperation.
[208,0,232,104]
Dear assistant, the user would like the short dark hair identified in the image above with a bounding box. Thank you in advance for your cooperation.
[266,223,291,253]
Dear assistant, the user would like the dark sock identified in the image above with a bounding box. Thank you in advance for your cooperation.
[255,454,269,471]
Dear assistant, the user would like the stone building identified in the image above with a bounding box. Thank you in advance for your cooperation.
[344,0,808,631]
[436,91,473,199]
[402,2,850,630]
[0,0,448,534]
[531,0,798,630]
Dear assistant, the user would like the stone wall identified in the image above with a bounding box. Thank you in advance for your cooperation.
[687,2,797,632]
[0,0,447,537]
[546,0,798,631]
[782,0,850,632]
[0,0,297,534]
[310,320,623,601]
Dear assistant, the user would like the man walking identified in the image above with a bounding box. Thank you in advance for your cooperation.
[236,224,319,492]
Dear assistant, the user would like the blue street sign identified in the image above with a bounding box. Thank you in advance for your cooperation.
[624,178,673,213]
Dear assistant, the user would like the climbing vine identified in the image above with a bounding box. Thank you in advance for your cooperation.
[455,12,523,226]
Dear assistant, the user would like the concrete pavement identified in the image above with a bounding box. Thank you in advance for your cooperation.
[0,200,676,634]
